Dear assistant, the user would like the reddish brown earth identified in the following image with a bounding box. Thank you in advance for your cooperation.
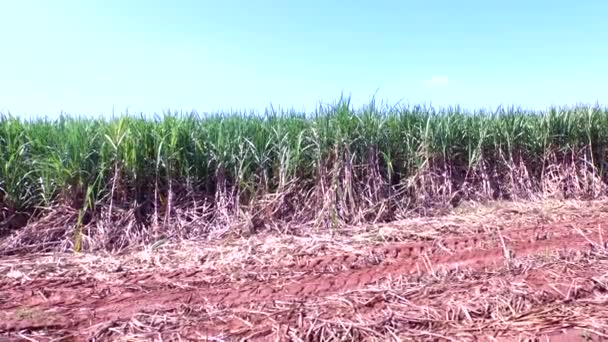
[1,217,608,341]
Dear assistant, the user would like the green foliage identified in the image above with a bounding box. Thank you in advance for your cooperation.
[1,101,607,215]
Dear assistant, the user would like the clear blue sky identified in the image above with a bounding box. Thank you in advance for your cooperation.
[1,0,607,117]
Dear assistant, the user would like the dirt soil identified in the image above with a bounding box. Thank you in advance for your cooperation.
[2,201,608,341]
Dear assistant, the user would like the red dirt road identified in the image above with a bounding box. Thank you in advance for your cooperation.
[1,217,608,341]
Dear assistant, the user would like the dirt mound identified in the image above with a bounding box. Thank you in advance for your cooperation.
[1,217,608,341]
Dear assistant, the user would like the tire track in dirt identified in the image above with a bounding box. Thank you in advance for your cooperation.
[4,217,595,295]
[290,217,605,272]
[116,217,605,290]
[205,228,608,307]
[1,218,607,338]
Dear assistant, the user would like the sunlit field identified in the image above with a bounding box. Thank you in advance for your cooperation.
[2,101,608,341]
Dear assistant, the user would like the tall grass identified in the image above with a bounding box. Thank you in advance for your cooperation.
[1,100,607,251]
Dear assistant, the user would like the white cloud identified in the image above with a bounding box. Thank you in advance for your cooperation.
[424,76,449,87]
